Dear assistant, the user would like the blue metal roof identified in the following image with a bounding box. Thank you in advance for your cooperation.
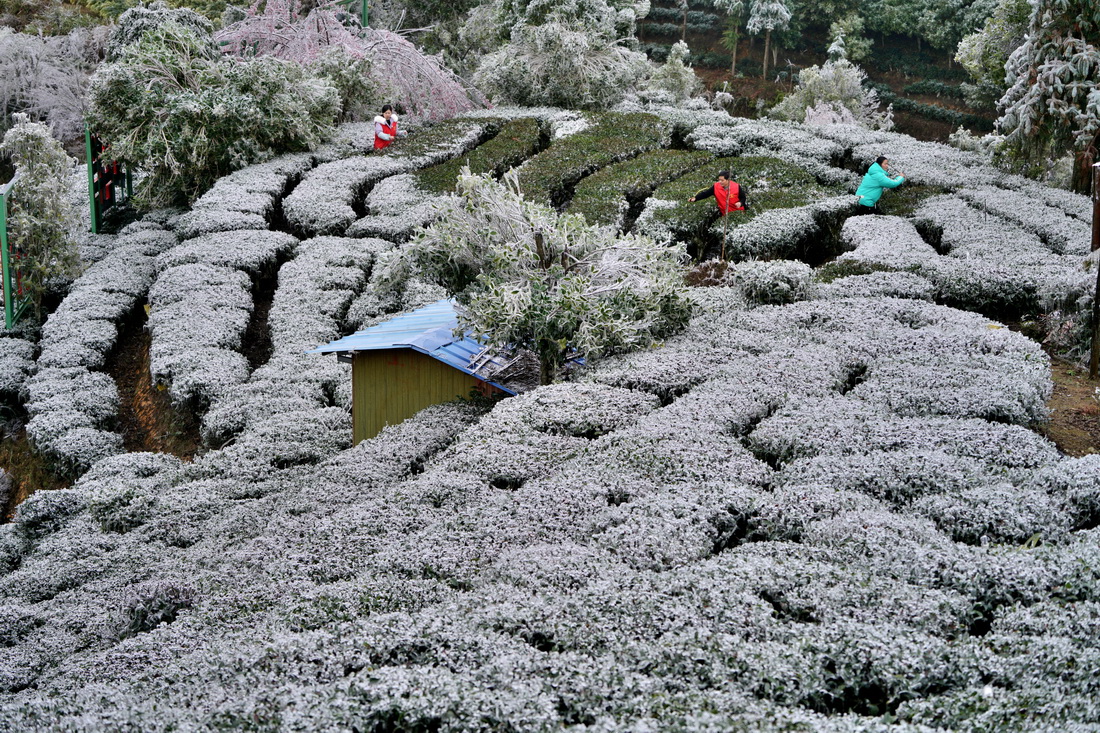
[309,299,518,395]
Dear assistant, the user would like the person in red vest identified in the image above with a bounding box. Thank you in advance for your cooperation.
[373,105,407,150]
[688,170,747,213]
[688,170,749,260]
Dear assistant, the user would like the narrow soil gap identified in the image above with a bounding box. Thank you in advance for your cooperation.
[104,305,201,458]
[243,272,278,371]
[0,429,69,522]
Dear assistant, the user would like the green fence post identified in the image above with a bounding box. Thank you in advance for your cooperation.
[86,124,100,234]
[0,176,14,330]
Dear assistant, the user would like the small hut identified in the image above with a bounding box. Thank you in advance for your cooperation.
[311,299,527,444]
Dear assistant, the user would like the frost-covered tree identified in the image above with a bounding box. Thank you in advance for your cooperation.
[86,21,339,205]
[645,40,702,102]
[712,0,744,75]
[0,114,80,320]
[827,29,846,61]
[0,26,107,141]
[215,0,483,120]
[996,0,1100,190]
[828,13,871,61]
[955,0,1030,111]
[747,0,791,80]
[104,0,213,60]
[375,169,693,384]
[770,58,893,129]
[470,0,652,110]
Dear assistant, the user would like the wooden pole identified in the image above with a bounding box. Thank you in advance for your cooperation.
[722,209,729,261]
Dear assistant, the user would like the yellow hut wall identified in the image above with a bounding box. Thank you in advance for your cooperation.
[351,349,492,444]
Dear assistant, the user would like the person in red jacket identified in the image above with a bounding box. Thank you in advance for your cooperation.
[373,105,407,150]
[688,170,748,213]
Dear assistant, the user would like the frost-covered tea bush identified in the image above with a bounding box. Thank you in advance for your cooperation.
[197,236,385,462]
[283,119,487,236]
[958,185,1093,256]
[728,259,814,305]
[0,339,34,400]
[22,221,177,474]
[815,271,936,301]
[346,174,446,242]
[717,196,856,261]
[4,107,1100,731]
[689,119,857,187]
[517,112,668,207]
[149,264,253,408]
[156,229,298,276]
[568,149,715,229]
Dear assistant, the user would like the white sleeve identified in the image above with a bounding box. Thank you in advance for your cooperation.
[375,121,393,141]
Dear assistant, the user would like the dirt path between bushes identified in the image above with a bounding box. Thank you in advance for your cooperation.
[104,308,200,459]
[1041,358,1100,457]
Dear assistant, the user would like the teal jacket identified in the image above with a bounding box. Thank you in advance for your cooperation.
[855,163,904,206]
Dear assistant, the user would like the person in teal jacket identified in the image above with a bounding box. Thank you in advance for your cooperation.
[855,156,905,213]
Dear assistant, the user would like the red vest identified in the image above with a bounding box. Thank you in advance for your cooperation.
[715,182,743,214]
[374,119,398,150]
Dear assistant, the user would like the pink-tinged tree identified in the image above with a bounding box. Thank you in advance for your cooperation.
[215,0,485,121]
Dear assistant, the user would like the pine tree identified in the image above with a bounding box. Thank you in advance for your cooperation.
[747,0,791,80]
[995,0,1100,191]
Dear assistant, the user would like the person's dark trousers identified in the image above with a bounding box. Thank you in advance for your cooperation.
[854,203,880,215]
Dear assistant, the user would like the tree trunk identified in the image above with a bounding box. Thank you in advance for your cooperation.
[731,40,737,76]
[539,353,555,386]
[1073,148,1097,194]
[763,30,771,79]
[682,6,688,41]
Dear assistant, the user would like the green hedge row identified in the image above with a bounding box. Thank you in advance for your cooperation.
[640,156,832,239]
[642,43,742,71]
[518,112,669,208]
[903,80,967,99]
[567,149,716,228]
[872,84,993,131]
[868,47,968,82]
[416,117,543,194]
[643,20,722,38]
[645,8,722,28]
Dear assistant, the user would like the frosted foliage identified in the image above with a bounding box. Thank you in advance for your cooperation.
[746,0,791,33]
[215,2,482,120]
[348,174,445,242]
[839,211,1091,317]
[729,259,813,305]
[149,264,254,408]
[815,271,936,301]
[6,107,1100,730]
[770,60,893,131]
[0,339,35,397]
[282,121,486,236]
[20,220,175,476]
[156,230,298,275]
[957,186,1092,256]
[646,41,703,102]
[475,18,651,110]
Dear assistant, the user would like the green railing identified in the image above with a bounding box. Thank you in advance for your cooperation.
[1,172,29,330]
